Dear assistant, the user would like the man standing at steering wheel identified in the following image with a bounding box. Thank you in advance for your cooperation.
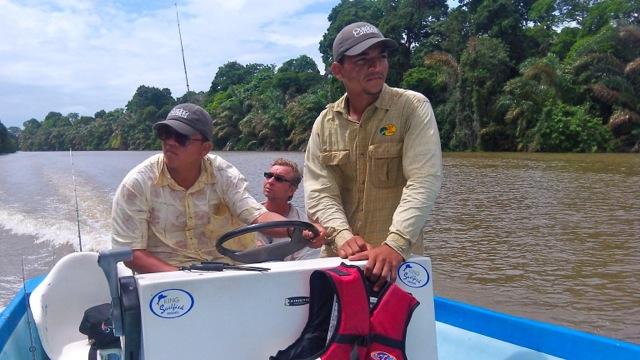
[304,22,442,291]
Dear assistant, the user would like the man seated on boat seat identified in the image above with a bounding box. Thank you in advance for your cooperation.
[304,22,443,291]
[256,158,320,261]
[111,103,325,273]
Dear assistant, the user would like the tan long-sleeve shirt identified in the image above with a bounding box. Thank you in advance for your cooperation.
[304,84,442,259]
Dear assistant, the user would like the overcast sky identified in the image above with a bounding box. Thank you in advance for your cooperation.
[0,0,343,128]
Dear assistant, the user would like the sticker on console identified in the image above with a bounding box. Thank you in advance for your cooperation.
[397,261,430,288]
[149,289,194,318]
[285,296,310,306]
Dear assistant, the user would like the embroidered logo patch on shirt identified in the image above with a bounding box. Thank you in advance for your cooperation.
[379,123,397,136]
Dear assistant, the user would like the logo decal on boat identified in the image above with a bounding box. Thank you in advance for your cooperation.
[370,351,396,360]
[397,262,430,288]
[149,289,194,318]
[285,296,310,306]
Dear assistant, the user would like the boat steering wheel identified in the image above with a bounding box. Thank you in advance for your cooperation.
[215,220,320,264]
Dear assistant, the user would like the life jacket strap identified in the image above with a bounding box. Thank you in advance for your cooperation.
[369,333,404,350]
[334,333,369,346]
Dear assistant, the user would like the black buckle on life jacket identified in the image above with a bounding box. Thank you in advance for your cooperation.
[357,335,370,347]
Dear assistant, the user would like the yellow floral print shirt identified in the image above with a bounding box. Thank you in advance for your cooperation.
[111,154,266,266]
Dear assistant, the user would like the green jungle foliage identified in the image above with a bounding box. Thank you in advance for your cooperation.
[0,121,19,154]
[13,0,640,153]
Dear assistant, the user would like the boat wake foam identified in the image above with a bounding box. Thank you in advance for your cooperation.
[0,207,110,251]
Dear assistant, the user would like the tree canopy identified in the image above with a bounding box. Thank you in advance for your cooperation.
[9,0,640,153]
[0,120,18,154]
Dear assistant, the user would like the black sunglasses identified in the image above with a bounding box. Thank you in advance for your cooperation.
[156,126,206,147]
[263,172,293,184]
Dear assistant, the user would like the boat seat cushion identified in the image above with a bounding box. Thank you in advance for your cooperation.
[30,252,113,360]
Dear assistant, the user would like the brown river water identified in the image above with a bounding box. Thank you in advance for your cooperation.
[0,151,638,343]
[426,152,640,344]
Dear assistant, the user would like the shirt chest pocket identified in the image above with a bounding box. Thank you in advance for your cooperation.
[319,149,351,186]
[368,142,405,188]
[320,149,350,165]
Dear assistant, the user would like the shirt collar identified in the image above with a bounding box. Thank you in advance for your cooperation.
[374,84,394,109]
[331,83,393,116]
[154,155,215,191]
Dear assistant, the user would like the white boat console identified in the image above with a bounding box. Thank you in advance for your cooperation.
[31,220,438,360]
[129,256,438,359]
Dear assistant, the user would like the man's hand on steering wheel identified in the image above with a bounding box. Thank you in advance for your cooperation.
[305,222,326,248]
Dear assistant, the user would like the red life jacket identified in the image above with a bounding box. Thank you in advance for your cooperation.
[270,264,419,360]
[368,283,419,360]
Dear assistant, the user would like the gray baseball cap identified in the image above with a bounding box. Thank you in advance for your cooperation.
[332,22,398,62]
[153,103,213,141]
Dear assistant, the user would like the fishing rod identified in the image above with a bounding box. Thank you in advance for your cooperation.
[175,1,191,92]
[21,257,37,360]
[69,149,83,251]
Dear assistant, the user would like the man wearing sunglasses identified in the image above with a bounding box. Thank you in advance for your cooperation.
[256,158,321,260]
[112,103,324,273]
[304,22,442,291]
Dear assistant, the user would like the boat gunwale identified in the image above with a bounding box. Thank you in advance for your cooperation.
[0,275,45,353]
[434,296,640,359]
[2,275,639,358]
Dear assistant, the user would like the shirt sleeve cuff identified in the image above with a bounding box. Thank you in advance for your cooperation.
[384,233,411,259]
[244,205,268,224]
[334,229,354,250]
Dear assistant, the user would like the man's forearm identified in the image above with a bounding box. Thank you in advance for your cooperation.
[303,123,352,237]
[253,211,289,237]
[125,249,177,273]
